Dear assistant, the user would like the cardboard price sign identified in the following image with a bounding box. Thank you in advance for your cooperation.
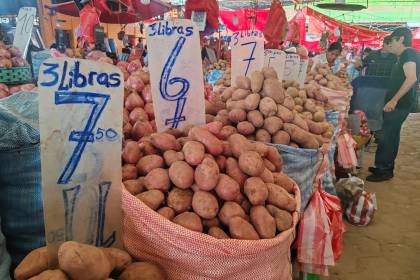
[231,30,264,86]
[147,19,205,132]
[283,54,301,82]
[298,59,309,88]
[264,49,286,81]
[38,58,123,261]
[13,7,36,57]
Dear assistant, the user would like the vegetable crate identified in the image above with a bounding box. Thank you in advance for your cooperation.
[0,66,33,85]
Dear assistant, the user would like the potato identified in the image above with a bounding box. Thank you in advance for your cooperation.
[304,99,317,113]
[137,155,164,175]
[136,190,164,210]
[283,96,295,110]
[289,142,300,148]
[250,71,264,93]
[194,158,220,191]
[229,217,259,240]
[150,133,181,152]
[243,177,269,206]
[276,104,294,123]
[266,146,283,172]
[294,97,304,106]
[157,207,175,220]
[272,130,290,145]
[286,87,299,98]
[266,205,293,232]
[263,116,283,135]
[225,157,248,186]
[259,97,277,117]
[292,114,309,131]
[244,93,261,111]
[215,174,241,201]
[246,135,256,141]
[163,150,184,166]
[182,141,205,166]
[102,247,132,274]
[253,142,268,157]
[145,168,170,191]
[250,206,276,239]
[298,90,307,100]
[266,183,297,212]
[215,112,230,126]
[206,114,215,123]
[123,178,145,195]
[235,76,251,90]
[122,141,141,164]
[319,78,328,86]
[247,110,264,128]
[301,111,313,120]
[313,111,326,122]
[255,129,271,143]
[323,130,333,139]
[306,118,324,135]
[314,74,323,81]
[122,164,138,180]
[222,142,233,157]
[264,159,276,172]
[202,217,220,229]
[232,88,250,101]
[204,121,223,135]
[58,241,112,280]
[226,99,247,111]
[119,262,167,280]
[173,212,203,232]
[14,247,49,280]
[238,151,264,176]
[218,125,237,140]
[219,202,247,225]
[164,128,183,138]
[262,79,285,104]
[190,127,223,156]
[272,172,295,193]
[167,188,193,213]
[262,67,278,79]
[192,191,219,219]
[228,108,247,123]
[283,123,320,149]
[28,270,68,280]
[260,168,274,183]
[208,227,230,239]
[228,133,254,158]
[237,121,255,135]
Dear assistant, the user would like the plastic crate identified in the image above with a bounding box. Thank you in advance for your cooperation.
[0,66,33,85]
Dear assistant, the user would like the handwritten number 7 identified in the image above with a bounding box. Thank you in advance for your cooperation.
[55,91,110,184]
[241,41,257,76]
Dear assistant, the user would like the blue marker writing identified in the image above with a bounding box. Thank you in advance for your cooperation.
[95,181,115,247]
[62,185,81,241]
[241,41,257,76]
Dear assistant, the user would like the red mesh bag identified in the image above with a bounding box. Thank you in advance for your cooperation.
[264,0,287,46]
[122,183,301,280]
[184,0,219,30]
[79,4,101,44]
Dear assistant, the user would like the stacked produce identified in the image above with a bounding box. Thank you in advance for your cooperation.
[214,68,231,87]
[211,67,334,149]
[204,60,231,87]
[0,43,29,69]
[122,124,298,240]
[305,63,352,91]
[0,83,37,99]
[14,241,166,280]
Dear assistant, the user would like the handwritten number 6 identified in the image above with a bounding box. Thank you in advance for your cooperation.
[241,41,257,76]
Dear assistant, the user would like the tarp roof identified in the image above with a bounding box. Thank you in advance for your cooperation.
[0,0,37,15]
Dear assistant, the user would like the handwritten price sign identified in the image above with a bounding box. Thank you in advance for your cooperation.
[283,54,301,82]
[38,58,123,262]
[147,19,205,132]
[298,59,309,88]
[264,49,286,81]
[231,30,264,86]
[13,7,36,57]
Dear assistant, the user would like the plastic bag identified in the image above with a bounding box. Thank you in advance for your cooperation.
[337,131,357,169]
[79,4,101,44]
[263,0,287,46]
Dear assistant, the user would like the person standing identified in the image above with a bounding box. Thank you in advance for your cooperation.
[311,42,343,73]
[364,36,397,77]
[367,27,418,182]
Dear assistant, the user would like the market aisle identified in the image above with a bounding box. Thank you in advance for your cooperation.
[327,113,420,280]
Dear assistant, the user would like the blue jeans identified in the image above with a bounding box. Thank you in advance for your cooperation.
[374,108,410,172]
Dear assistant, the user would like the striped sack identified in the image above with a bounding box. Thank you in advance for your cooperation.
[345,191,377,226]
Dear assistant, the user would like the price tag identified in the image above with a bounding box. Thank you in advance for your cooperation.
[283,53,301,82]
[264,49,286,81]
[13,7,36,57]
[38,58,123,262]
[298,59,309,88]
[231,30,264,86]
[147,19,205,132]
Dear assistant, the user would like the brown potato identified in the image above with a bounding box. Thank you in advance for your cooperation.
[14,247,49,280]
[228,133,254,158]
[262,79,285,104]
[102,247,132,274]
[136,155,164,175]
[266,205,293,232]
[189,127,223,156]
[232,88,251,101]
[123,178,145,195]
[259,97,277,117]
[122,141,141,164]
[208,227,230,239]
[136,190,164,210]
[202,217,220,229]
[235,76,251,90]
[122,164,138,181]
[28,270,68,280]
[150,132,181,151]
[250,206,276,239]
[228,108,247,123]
[272,172,295,193]
[218,126,237,140]
[283,96,295,110]
[237,121,255,135]
[157,207,175,220]
[276,104,294,123]
[266,183,297,212]
[260,168,274,183]
[192,191,219,219]
[219,201,246,225]
[229,217,259,240]
[272,130,290,145]
[173,212,203,232]
[255,129,271,143]
[238,151,265,176]
[163,150,184,166]
[263,116,283,135]
[286,87,299,98]
[221,87,236,102]
[264,159,276,172]
[313,111,326,122]
[250,71,264,93]
[294,105,304,113]
[244,177,268,205]
[306,118,324,135]
[266,146,283,172]
[283,123,319,149]
[168,161,194,189]
[294,97,304,106]
[247,110,264,128]
[144,168,170,191]
[194,158,220,191]
[215,174,241,201]
[244,93,261,111]
[182,141,205,166]
[304,99,317,113]
[167,188,193,213]
[225,157,248,186]
[292,114,309,131]
[253,142,269,157]
[262,67,278,79]
[119,262,167,280]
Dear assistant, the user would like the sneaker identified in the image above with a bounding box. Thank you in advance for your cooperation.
[366,172,394,182]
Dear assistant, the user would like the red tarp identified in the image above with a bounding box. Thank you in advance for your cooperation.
[184,0,219,30]
[219,9,269,32]
[264,0,287,48]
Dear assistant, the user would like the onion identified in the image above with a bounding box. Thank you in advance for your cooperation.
[129,107,149,125]
[141,84,152,103]
[123,108,130,125]
[0,58,12,68]
[127,74,145,92]
[8,46,21,57]
[137,70,150,84]
[0,49,11,59]
[132,121,153,140]
[123,122,132,139]
[116,61,129,72]
[124,92,144,111]
[144,102,155,120]
[127,60,142,74]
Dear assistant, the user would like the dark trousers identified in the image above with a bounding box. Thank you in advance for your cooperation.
[374,108,410,172]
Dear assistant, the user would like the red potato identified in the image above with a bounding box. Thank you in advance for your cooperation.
[163,150,184,166]
[144,168,170,191]
[119,262,167,280]
[232,88,250,101]
[244,177,268,206]
[192,191,219,219]
[157,207,175,220]
[218,201,246,225]
[228,108,247,123]
[272,172,295,193]
[229,217,259,240]
[238,151,265,177]
[263,159,276,172]
[173,212,203,232]
[151,133,181,152]
[259,97,277,117]
[169,161,194,189]
[123,108,130,125]
[122,141,141,164]
[217,125,237,140]
[132,121,153,141]
[203,121,223,135]
[129,107,148,125]
[277,104,294,123]
[182,141,205,166]
[215,174,241,201]
[272,130,291,145]
[123,178,145,195]
[247,110,264,128]
[266,146,283,172]
[263,116,283,135]
[222,142,233,157]
[138,141,158,155]
[214,111,230,126]
[216,155,226,171]
[255,129,271,143]
[225,157,248,186]
[136,155,164,175]
[189,127,223,156]
[228,133,254,158]
[260,168,274,183]
[237,121,255,135]
[208,227,230,239]
[194,158,220,191]
[202,217,220,229]
[122,164,137,180]
[136,190,164,210]
[206,114,215,123]
[250,71,264,93]
[125,92,144,111]
[167,188,193,213]
[164,128,183,138]
[266,204,293,232]
[250,206,276,239]
[266,183,297,212]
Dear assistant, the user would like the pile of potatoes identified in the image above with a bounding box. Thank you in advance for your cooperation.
[214,68,231,87]
[305,63,352,91]
[210,67,334,149]
[204,59,229,73]
[122,124,298,240]
[14,241,166,280]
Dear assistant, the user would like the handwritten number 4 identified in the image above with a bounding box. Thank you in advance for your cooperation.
[241,41,257,76]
